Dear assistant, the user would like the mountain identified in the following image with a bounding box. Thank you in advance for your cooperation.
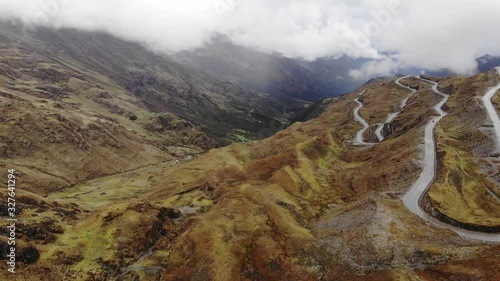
[0,23,313,147]
[175,35,338,102]
[176,36,399,99]
[295,55,370,94]
[0,21,338,193]
[4,63,500,280]
[477,54,500,72]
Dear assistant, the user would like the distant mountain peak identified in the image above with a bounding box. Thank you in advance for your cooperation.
[476,54,500,72]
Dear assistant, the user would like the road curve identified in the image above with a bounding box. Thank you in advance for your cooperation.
[353,92,377,146]
[395,76,418,109]
[374,113,398,142]
[481,67,500,152]
[375,76,417,142]
[403,77,500,242]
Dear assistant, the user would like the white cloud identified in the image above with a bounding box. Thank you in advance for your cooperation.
[374,0,500,75]
[349,56,402,80]
[1,0,499,75]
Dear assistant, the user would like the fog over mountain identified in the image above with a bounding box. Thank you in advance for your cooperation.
[1,0,500,80]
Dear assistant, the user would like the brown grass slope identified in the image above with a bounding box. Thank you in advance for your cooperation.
[0,43,211,194]
[424,69,500,229]
[2,73,500,280]
[0,23,310,145]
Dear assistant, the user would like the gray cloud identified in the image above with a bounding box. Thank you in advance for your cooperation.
[1,0,499,77]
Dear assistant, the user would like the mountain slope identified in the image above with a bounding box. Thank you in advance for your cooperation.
[295,56,369,95]
[3,69,500,280]
[0,23,306,146]
[0,21,337,193]
[0,41,204,193]
[477,54,500,73]
[175,35,337,102]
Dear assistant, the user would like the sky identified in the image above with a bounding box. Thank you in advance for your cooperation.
[1,0,500,80]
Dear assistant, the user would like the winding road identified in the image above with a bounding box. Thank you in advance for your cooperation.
[374,76,417,142]
[352,75,500,241]
[395,76,418,109]
[481,67,500,152]
[353,92,377,145]
[402,77,500,242]
[354,77,417,143]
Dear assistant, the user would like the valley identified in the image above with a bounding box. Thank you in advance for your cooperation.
[0,20,499,281]
[2,66,499,280]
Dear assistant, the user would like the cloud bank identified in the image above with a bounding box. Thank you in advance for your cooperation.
[1,0,499,79]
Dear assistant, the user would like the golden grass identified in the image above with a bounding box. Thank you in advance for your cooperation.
[422,73,500,227]
[5,72,500,280]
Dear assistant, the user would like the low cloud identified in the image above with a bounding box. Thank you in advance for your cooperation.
[348,56,402,81]
[1,0,499,76]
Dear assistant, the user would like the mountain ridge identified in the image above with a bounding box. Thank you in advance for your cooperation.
[2,67,500,280]
[1,20,500,281]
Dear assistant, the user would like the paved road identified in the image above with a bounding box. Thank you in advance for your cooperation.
[402,77,500,242]
[375,76,417,142]
[374,113,398,142]
[353,92,377,146]
[481,67,500,152]
[395,76,418,109]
